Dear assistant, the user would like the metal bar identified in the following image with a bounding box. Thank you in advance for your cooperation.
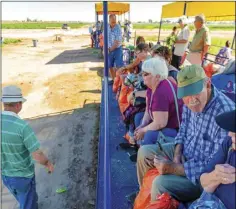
[231,31,235,49]
[183,2,187,15]
[157,18,162,43]
[103,2,111,209]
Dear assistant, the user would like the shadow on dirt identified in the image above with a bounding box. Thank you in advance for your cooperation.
[25,103,100,209]
[46,48,102,65]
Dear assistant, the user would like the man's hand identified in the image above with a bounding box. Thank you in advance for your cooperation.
[214,164,236,185]
[154,156,174,175]
[134,127,146,141]
[45,161,54,174]
[173,154,185,164]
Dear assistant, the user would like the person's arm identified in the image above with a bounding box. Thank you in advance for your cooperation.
[140,97,151,126]
[23,124,54,173]
[201,30,211,60]
[200,170,221,193]
[143,111,168,132]
[134,90,146,98]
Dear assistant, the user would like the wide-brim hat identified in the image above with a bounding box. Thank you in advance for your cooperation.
[1,85,26,103]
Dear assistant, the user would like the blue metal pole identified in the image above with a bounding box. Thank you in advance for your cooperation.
[103,2,111,209]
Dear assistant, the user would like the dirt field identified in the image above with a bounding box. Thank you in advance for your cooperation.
[2,32,103,209]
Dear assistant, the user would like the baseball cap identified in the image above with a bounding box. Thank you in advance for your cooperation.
[177,64,207,98]
[215,109,236,133]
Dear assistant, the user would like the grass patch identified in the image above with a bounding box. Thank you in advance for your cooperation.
[144,36,235,56]
[133,23,235,31]
[1,38,22,46]
[2,22,88,29]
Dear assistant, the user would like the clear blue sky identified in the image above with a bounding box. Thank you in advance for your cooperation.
[2,2,170,22]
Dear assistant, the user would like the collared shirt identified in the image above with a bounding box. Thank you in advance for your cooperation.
[108,24,122,48]
[189,25,211,53]
[175,86,235,184]
[1,111,40,178]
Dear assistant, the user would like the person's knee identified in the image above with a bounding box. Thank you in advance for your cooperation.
[137,145,151,162]
[143,131,157,145]
[151,176,169,200]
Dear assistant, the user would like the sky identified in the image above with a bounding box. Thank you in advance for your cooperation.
[2,2,170,22]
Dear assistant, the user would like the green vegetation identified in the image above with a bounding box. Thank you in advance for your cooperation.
[1,38,22,46]
[145,36,235,56]
[2,22,88,29]
[133,23,235,31]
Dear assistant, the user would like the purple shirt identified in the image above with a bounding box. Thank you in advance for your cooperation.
[146,79,183,129]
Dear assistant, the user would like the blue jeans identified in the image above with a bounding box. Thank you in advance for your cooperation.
[2,175,38,209]
[108,46,124,69]
[134,112,178,145]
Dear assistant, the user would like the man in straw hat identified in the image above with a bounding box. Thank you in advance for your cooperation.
[136,64,234,202]
[1,85,54,209]
[186,14,211,65]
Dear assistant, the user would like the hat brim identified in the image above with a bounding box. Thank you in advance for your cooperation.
[215,110,236,132]
[177,79,204,99]
[1,97,27,103]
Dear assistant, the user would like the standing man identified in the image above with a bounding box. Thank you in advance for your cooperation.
[186,14,211,65]
[172,16,190,69]
[1,85,54,209]
[108,14,124,83]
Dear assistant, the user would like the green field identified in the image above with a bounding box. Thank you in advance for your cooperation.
[145,36,235,55]
[1,38,22,47]
[133,23,235,31]
[1,22,88,29]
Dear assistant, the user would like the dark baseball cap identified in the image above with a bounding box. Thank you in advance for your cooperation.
[215,109,236,133]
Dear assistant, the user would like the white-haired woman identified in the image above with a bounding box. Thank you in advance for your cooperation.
[134,57,183,145]
[172,16,190,69]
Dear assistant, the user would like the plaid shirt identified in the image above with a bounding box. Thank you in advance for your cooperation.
[175,85,235,184]
[108,24,122,48]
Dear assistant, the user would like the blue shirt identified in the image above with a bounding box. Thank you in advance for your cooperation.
[108,24,122,48]
[200,138,235,209]
[175,85,235,184]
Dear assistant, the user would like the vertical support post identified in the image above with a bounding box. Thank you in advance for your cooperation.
[102,2,111,209]
[183,2,187,15]
[157,18,162,44]
[128,11,130,22]
[231,31,235,49]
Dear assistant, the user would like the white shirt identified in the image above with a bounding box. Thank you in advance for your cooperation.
[174,25,190,56]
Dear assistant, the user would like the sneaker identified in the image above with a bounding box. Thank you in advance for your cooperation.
[126,191,139,205]
[119,143,139,151]
[129,153,137,162]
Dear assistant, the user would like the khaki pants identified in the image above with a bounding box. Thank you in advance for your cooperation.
[137,143,202,201]
[186,52,202,65]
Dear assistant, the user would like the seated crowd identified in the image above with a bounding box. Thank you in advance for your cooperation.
[112,35,235,209]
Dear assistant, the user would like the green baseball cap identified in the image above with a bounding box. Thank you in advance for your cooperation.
[177,64,207,99]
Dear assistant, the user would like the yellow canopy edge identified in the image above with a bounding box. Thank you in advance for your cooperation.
[162,2,235,21]
[95,2,130,15]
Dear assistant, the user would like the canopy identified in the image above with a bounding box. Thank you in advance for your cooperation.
[95,2,130,15]
[162,2,235,21]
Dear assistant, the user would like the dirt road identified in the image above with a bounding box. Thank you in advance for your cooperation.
[2,34,103,209]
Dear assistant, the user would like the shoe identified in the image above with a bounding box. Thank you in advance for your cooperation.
[129,153,137,162]
[119,143,139,151]
[126,191,139,205]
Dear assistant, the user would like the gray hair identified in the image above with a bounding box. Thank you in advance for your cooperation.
[195,14,205,23]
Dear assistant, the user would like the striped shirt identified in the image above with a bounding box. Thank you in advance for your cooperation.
[175,85,235,184]
[1,111,40,178]
[108,24,122,48]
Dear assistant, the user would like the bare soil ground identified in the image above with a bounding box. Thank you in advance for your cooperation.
[1,32,104,209]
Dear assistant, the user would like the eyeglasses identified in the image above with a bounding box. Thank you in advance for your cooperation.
[142,72,150,77]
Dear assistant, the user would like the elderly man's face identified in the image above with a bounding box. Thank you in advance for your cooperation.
[109,16,116,28]
[183,84,209,113]
[194,19,202,29]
